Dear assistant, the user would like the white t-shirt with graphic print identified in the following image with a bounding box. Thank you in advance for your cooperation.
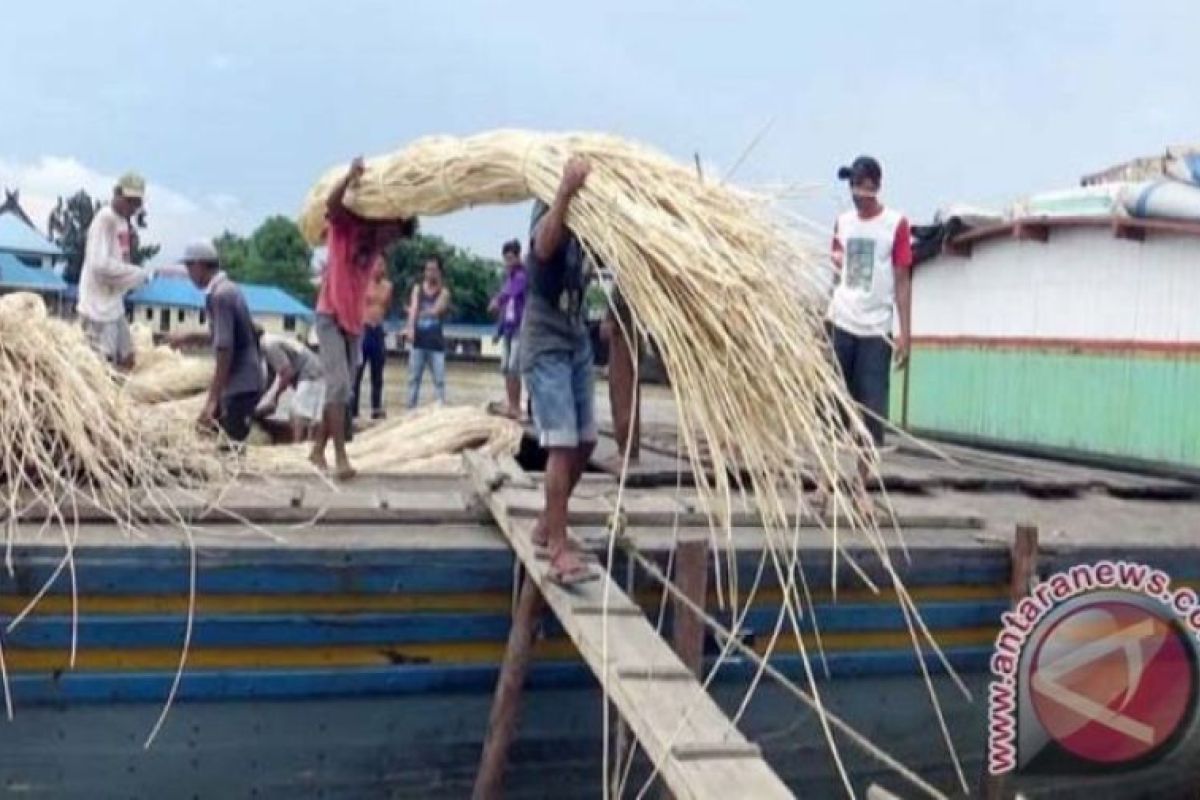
[827,207,912,337]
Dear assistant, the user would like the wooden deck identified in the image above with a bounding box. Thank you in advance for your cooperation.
[591,422,1200,500]
[2,439,1198,799]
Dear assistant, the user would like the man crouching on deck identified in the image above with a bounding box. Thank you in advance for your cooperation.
[311,157,415,480]
[523,156,598,587]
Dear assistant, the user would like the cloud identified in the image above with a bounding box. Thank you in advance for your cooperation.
[207,52,236,72]
[0,156,246,264]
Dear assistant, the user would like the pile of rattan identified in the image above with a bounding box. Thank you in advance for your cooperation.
[249,404,522,475]
[0,292,230,738]
[124,324,213,404]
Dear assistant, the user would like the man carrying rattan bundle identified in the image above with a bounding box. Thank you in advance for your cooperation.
[824,155,913,512]
[309,157,415,480]
[78,172,154,369]
[523,156,599,586]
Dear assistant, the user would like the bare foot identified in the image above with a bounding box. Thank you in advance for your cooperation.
[308,449,328,471]
[548,547,596,587]
[530,515,549,549]
[334,461,357,481]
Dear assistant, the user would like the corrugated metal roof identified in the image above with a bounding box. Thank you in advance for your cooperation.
[0,213,63,257]
[0,252,67,292]
[128,276,313,318]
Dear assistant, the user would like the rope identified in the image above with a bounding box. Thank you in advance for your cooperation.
[622,540,952,800]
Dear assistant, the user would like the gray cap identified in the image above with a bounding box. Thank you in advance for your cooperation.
[181,240,219,264]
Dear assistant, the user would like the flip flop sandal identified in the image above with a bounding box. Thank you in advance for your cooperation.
[534,538,590,561]
[548,560,599,587]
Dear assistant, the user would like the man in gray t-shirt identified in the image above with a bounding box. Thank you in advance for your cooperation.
[174,241,264,442]
[521,156,598,587]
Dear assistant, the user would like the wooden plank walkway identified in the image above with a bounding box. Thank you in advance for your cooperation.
[463,452,793,800]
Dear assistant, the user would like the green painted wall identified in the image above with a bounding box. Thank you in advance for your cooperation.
[890,346,1200,468]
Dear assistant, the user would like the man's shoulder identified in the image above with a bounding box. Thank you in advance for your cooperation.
[326,210,361,241]
[90,206,119,231]
[213,280,249,308]
[834,209,857,230]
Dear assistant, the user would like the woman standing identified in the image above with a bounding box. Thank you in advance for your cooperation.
[405,254,451,408]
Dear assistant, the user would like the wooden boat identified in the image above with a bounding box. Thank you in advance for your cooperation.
[1,441,1197,798]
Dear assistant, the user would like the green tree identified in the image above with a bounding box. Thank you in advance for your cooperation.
[48,189,160,281]
[387,233,502,323]
[48,191,99,284]
[214,216,315,305]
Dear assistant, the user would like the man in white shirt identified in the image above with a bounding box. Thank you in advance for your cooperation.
[78,172,153,369]
[825,155,913,507]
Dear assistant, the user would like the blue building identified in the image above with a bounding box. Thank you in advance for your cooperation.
[127,275,314,338]
[0,190,67,307]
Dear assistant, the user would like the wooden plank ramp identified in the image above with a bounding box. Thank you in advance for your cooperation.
[464,452,793,800]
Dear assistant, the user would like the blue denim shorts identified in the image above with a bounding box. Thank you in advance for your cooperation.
[525,341,597,448]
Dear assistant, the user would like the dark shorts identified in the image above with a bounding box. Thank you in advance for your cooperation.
[829,324,891,446]
[220,391,261,443]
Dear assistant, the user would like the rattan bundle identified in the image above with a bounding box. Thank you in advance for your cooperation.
[125,325,213,404]
[249,404,522,474]
[300,130,867,555]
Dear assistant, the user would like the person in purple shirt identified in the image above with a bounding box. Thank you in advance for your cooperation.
[489,238,528,419]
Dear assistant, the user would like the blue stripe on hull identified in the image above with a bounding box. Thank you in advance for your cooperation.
[6,648,992,705]
[2,546,1014,595]
[2,601,1009,649]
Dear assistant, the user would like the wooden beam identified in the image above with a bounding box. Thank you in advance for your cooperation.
[672,538,709,678]
[472,572,545,800]
[1112,219,1146,242]
[1013,221,1049,243]
[1008,524,1039,605]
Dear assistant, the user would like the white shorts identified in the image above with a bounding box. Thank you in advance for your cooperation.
[290,379,326,422]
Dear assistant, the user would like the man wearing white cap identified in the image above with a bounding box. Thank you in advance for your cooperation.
[78,172,154,369]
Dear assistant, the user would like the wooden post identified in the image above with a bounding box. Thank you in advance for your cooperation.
[1008,524,1039,605]
[609,318,642,462]
[982,524,1039,800]
[672,539,709,677]
[473,573,545,800]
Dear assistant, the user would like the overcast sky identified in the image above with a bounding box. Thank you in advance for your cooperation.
[1,0,1197,262]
